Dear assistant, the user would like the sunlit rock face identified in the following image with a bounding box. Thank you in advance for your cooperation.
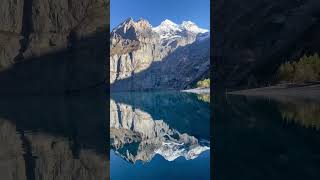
[110,18,210,91]
[110,99,210,163]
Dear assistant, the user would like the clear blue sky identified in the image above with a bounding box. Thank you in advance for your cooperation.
[111,0,210,30]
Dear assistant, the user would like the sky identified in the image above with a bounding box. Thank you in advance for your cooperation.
[110,0,210,30]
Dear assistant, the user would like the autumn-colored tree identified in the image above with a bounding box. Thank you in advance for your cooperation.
[277,53,320,83]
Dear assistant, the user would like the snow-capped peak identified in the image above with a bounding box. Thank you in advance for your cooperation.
[161,19,179,27]
[152,19,209,40]
[180,21,209,34]
[153,19,181,33]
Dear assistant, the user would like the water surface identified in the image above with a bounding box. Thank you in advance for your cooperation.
[110,91,211,180]
[0,95,108,180]
[214,94,320,180]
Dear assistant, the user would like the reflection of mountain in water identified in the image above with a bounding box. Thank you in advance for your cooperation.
[0,95,108,180]
[110,92,210,164]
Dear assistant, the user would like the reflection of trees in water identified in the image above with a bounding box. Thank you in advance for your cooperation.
[197,93,210,103]
[278,100,320,130]
[214,95,320,180]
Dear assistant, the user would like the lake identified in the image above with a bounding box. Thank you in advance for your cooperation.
[110,91,211,180]
[0,92,319,179]
[214,94,320,180]
[0,95,109,180]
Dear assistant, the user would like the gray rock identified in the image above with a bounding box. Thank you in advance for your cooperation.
[0,32,22,70]
[110,18,209,91]
[0,0,108,94]
[0,0,24,33]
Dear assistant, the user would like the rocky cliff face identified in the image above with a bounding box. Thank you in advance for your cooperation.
[110,18,209,91]
[0,0,108,94]
[213,0,320,88]
[110,99,210,163]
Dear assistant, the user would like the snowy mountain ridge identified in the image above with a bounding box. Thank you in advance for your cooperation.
[152,19,209,40]
[112,18,209,40]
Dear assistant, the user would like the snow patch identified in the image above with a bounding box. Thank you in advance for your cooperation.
[155,141,210,161]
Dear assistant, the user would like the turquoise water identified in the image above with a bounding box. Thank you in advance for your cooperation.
[110,91,211,180]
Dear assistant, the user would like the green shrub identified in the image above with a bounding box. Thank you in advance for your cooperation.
[196,78,210,88]
[277,53,320,83]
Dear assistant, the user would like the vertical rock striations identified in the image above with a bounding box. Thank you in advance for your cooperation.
[0,0,109,94]
[110,18,210,91]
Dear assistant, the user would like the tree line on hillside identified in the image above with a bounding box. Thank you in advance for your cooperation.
[277,53,320,83]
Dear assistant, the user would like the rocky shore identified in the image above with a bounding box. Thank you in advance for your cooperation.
[228,84,320,100]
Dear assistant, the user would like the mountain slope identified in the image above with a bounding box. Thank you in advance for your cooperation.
[110,18,209,91]
[213,0,320,88]
[0,0,108,94]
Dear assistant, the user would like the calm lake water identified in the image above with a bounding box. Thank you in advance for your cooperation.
[0,95,108,180]
[110,91,211,180]
[215,94,320,180]
[0,92,319,179]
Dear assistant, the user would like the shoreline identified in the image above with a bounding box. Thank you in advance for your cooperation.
[181,88,210,94]
[227,84,320,100]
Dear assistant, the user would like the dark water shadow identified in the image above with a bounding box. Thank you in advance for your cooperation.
[0,93,109,179]
[0,30,108,95]
[214,94,320,180]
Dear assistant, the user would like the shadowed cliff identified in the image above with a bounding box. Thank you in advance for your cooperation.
[213,0,320,88]
[0,0,109,95]
[0,31,108,95]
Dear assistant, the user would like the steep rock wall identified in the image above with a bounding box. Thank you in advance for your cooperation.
[213,0,320,88]
[0,0,109,94]
[110,18,209,91]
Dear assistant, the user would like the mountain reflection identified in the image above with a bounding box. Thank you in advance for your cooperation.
[0,94,108,180]
[110,91,210,164]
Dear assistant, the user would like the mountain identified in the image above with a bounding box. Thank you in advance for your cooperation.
[153,19,208,42]
[110,18,209,91]
[0,0,108,94]
[213,0,320,89]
